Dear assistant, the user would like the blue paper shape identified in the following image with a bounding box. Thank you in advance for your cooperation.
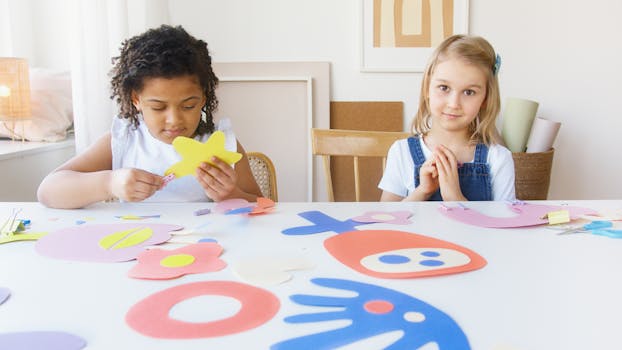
[226,206,253,215]
[271,278,470,350]
[281,211,369,235]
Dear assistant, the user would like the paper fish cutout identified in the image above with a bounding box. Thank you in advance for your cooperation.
[272,278,470,349]
[324,230,486,279]
[165,131,242,178]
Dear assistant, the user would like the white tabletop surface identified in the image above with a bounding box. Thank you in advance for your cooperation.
[1,200,622,350]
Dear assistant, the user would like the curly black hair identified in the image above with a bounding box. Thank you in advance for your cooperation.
[109,25,218,135]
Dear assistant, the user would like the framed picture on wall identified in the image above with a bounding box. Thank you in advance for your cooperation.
[360,0,470,72]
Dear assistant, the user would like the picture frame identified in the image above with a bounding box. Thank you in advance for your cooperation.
[360,0,470,73]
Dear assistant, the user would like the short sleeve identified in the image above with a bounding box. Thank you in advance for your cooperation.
[488,144,516,201]
[216,118,237,152]
[378,140,412,198]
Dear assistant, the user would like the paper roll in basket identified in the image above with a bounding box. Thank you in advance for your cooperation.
[512,148,554,200]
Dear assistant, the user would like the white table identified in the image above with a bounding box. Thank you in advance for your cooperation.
[1,200,622,349]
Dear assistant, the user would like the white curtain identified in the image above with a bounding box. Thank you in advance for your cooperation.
[69,0,170,152]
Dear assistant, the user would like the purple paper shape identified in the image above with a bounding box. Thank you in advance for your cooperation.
[439,203,597,228]
[281,211,370,235]
[214,199,249,214]
[272,278,469,349]
[35,223,182,262]
[0,287,9,305]
[0,331,86,350]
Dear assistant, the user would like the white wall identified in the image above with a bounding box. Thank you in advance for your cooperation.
[15,0,622,199]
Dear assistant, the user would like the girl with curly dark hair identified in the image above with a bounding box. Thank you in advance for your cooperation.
[38,25,262,208]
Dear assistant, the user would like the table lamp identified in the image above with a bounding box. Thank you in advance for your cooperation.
[0,57,31,141]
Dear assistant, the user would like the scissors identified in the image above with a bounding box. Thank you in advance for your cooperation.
[557,220,622,238]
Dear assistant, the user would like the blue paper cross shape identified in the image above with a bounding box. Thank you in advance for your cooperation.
[281,211,370,235]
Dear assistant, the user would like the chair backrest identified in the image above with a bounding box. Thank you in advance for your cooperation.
[311,128,411,202]
[247,151,278,201]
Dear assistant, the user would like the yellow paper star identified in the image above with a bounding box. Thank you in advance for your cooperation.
[164,131,242,178]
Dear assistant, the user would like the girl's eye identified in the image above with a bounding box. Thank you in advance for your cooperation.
[464,90,476,96]
[151,107,165,111]
[183,105,197,110]
[438,85,449,92]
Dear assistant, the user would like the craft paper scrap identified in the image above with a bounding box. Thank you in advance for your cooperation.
[128,242,226,280]
[126,281,279,339]
[351,211,412,225]
[0,331,86,350]
[214,198,250,214]
[36,223,182,262]
[115,215,161,220]
[164,131,242,178]
[0,287,9,305]
[546,210,570,225]
[272,278,470,350]
[324,230,486,279]
[232,256,314,287]
[438,202,596,228]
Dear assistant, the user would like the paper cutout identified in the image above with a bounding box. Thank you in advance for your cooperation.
[272,278,470,349]
[126,281,279,339]
[0,232,47,244]
[249,197,276,215]
[0,210,47,244]
[115,215,161,220]
[193,208,211,216]
[282,211,370,235]
[351,211,413,225]
[324,230,486,279]
[232,256,314,286]
[439,202,597,228]
[36,223,182,262]
[225,197,276,215]
[128,242,226,280]
[546,210,570,225]
[214,199,250,214]
[0,331,86,350]
[164,131,242,178]
[0,287,9,305]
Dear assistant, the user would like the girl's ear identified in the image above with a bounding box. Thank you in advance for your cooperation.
[131,91,140,111]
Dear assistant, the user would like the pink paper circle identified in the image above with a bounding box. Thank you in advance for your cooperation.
[126,281,279,338]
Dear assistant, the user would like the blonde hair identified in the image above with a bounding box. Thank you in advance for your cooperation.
[412,34,501,145]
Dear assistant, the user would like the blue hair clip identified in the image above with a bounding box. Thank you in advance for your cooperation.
[493,54,501,75]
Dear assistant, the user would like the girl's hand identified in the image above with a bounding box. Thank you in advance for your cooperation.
[196,157,240,201]
[433,145,466,201]
[415,157,440,199]
[109,168,163,202]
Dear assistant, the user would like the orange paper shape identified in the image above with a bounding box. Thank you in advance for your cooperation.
[165,131,242,178]
[125,281,279,339]
[128,242,225,280]
[249,197,276,215]
[324,230,486,279]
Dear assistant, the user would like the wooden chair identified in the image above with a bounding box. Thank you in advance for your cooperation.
[311,128,411,202]
[247,151,278,201]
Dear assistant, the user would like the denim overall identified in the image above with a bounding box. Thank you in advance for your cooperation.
[408,136,493,201]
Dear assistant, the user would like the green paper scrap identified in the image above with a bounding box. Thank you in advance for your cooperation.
[501,97,539,152]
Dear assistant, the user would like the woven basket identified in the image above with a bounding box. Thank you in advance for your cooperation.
[512,148,554,200]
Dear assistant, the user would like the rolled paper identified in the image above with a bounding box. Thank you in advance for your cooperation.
[526,117,561,153]
[501,97,539,152]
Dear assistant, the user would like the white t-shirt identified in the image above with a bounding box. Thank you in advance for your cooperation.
[378,137,516,201]
[111,117,237,202]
